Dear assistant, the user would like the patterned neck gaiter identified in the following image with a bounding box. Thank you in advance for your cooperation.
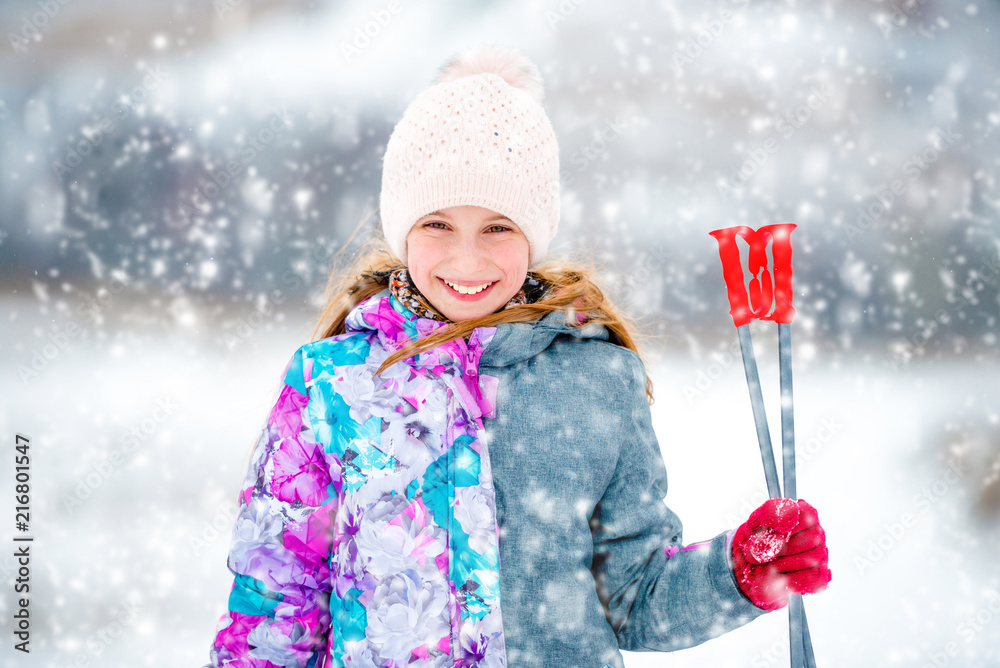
[386,268,549,322]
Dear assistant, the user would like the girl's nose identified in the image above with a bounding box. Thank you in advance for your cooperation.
[453,236,489,271]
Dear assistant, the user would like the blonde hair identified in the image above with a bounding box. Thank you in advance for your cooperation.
[306,214,658,406]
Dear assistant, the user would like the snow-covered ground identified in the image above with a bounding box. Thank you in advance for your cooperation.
[1,295,997,667]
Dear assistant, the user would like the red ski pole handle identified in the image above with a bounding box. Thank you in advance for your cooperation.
[709,224,797,327]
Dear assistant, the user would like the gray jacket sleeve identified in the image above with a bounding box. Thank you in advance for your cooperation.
[589,353,770,651]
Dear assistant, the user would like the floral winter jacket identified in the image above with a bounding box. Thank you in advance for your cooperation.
[204,289,768,668]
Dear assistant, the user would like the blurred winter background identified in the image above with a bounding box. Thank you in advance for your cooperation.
[1,0,998,666]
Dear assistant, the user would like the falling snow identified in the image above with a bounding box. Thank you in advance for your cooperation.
[1,1,999,667]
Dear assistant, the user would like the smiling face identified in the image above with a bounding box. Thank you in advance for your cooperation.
[405,205,530,322]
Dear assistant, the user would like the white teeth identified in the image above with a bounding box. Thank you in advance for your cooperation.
[444,280,493,295]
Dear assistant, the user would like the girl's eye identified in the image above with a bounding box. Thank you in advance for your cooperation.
[422,221,509,233]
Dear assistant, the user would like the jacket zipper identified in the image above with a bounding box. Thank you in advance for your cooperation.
[452,333,486,415]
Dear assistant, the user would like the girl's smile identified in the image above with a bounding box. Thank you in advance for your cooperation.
[439,278,497,298]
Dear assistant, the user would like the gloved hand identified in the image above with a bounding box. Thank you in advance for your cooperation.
[731,497,831,611]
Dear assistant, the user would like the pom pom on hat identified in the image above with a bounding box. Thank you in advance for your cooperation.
[379,44,561,268]
[434,44,545,104]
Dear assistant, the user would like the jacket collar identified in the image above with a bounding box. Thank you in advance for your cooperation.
[344,288,611,369]
[478,307,611,368]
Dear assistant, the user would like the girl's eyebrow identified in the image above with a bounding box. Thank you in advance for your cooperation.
[422,210,512,223]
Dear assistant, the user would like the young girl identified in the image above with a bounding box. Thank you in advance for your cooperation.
[204,44,830,668]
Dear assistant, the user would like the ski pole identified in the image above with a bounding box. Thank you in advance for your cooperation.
[710,224,815,668]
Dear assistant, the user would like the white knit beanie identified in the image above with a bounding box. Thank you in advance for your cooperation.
[379,44,560,269]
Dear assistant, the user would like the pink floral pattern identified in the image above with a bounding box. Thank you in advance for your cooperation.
[205,291,507,667]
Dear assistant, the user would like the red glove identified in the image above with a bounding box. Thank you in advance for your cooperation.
[731,497,831,611]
